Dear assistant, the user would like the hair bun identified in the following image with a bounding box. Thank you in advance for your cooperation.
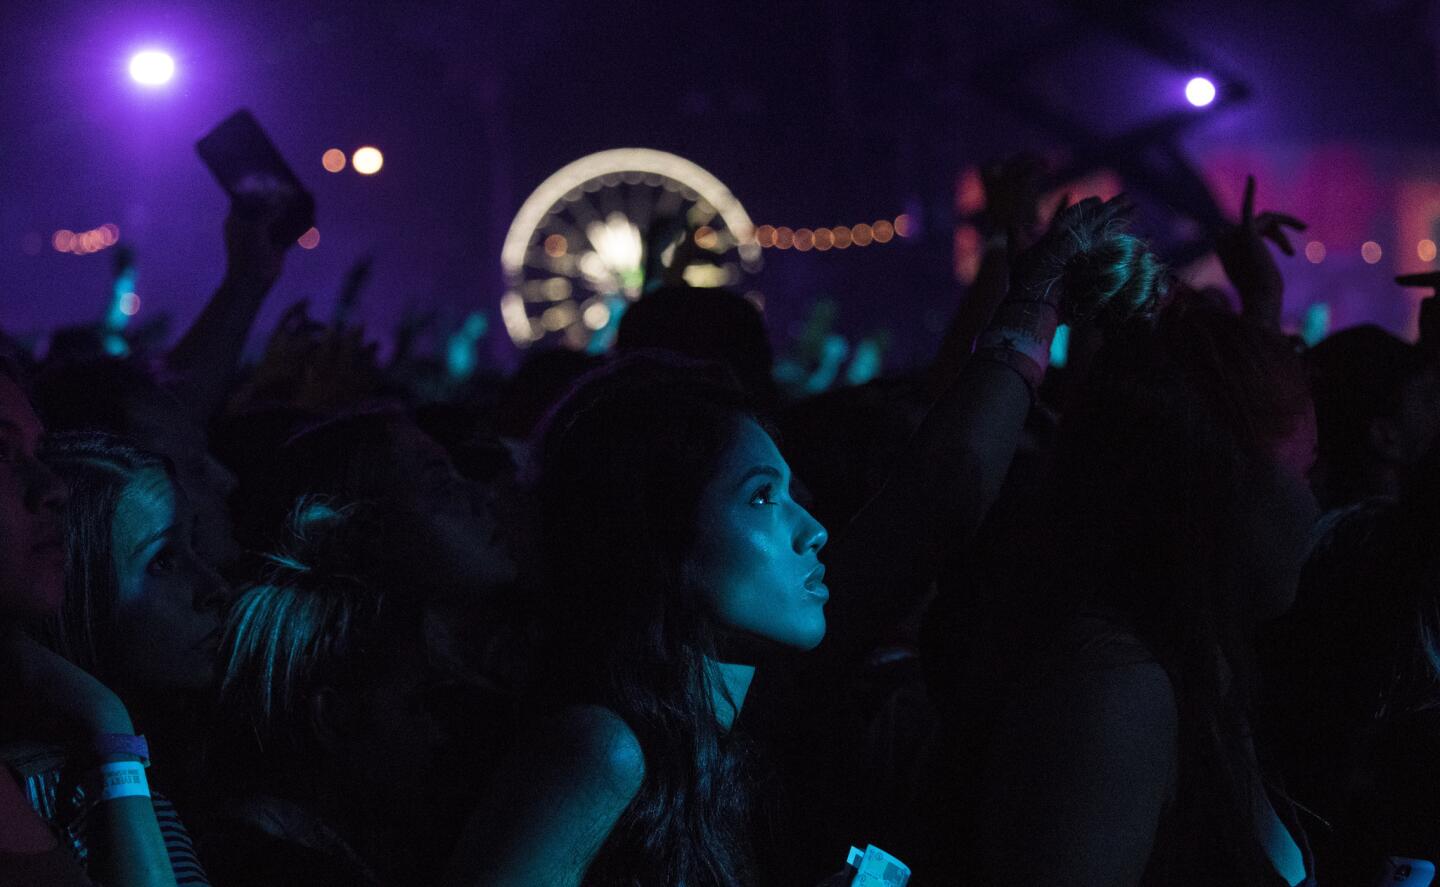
[1059,231,1167,327]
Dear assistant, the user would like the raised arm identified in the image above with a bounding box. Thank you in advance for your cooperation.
[167,207,288,423]
[823,197,1151,660]
[444,705,644,887]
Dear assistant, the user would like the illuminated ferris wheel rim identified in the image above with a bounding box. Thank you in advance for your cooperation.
[499,147,761,278]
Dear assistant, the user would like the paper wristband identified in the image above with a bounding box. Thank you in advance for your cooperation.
[90,761,150,802]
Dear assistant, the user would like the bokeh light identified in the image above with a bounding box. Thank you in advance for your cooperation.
[873,219,895,243]
[118,292,141,316]
[543,234,568,257]
[322,149,347,173]
[352,146,384,175]
[793,228,815,251]
[1305,241,1326,263]
[129,50,175,86]
[582,300,611,330]
[1362,241,1383,264]
[297,227,321,249]
[52,230,74,252]
[1185,76,1216,107]
[852,223,874,246]
[812,228,834,251]
[1420,239,1437,262]
[894,214,915,237]
[774,226,794,249]
[694,226,719,250]
[755,225,776,248]
[832,226,852,248]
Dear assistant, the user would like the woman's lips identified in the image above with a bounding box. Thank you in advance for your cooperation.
[804,565,829,601]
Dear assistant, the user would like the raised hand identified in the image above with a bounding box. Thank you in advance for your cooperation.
[223,199,291,291]
[1011,195,1130,304]
[981,154,1046,249]
[1216,175,1306,330]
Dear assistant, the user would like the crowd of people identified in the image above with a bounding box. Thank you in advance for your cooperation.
[2,154,1438,887]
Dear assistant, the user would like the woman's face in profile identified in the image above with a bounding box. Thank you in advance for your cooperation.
[110,467,228,690]
[384,421,518,592]
[0,376,66,619]
[686,418,830,651]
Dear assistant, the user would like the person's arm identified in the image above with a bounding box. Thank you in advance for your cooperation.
[444,705,645,887]
[928,157,1048,399]
[979,662,1178,887]
[167,209,288,423]
[927,241,1012,399]
[822,198,1132,661]
[1,629,176,887]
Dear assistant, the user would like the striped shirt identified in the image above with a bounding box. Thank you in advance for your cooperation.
[2,742,211,886]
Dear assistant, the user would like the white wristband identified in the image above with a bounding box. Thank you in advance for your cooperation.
[90,761,150,802]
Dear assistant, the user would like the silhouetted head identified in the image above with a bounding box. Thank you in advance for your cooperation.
[616,285,778,409]
[1307,325,1440,508]
[0,361,68,621]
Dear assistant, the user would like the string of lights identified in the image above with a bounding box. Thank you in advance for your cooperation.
[751,214,915,251]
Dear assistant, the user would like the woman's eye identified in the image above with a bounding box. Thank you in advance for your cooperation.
[749,483,778,506]
[147,549,177,576]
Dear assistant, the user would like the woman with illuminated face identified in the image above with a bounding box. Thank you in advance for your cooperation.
[447,356,829,887]
[0,368,180,887]
[13,432,228,886]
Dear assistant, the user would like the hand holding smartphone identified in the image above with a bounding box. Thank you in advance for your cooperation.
[196,109,316,246]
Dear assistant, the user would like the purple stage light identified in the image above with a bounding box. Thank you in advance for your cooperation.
[1185,76,1217,107]
[129,50,175,86]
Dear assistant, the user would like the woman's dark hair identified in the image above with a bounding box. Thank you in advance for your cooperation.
[530,351,761,886]
[1037,304,1312,880]
[40,432,171,684]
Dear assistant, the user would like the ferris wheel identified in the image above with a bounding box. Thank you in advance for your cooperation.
[499,148,762,350]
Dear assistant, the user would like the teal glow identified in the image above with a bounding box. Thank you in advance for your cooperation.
[105,267,137,333]
[585,298,626,354]
[845,338,883,386]
[445,312,489,380]
[1301,303,1330,347]
[1050,323,1071,368]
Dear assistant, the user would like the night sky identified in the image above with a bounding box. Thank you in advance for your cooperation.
[5,0,1440,370]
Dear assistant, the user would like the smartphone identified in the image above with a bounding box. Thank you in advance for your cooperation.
[1379,857,1436,887]
[196,109,316,246]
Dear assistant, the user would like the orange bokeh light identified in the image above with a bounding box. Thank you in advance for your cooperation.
[873,220,895,243]
[322,149,347,173]
[297,227,321,249]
